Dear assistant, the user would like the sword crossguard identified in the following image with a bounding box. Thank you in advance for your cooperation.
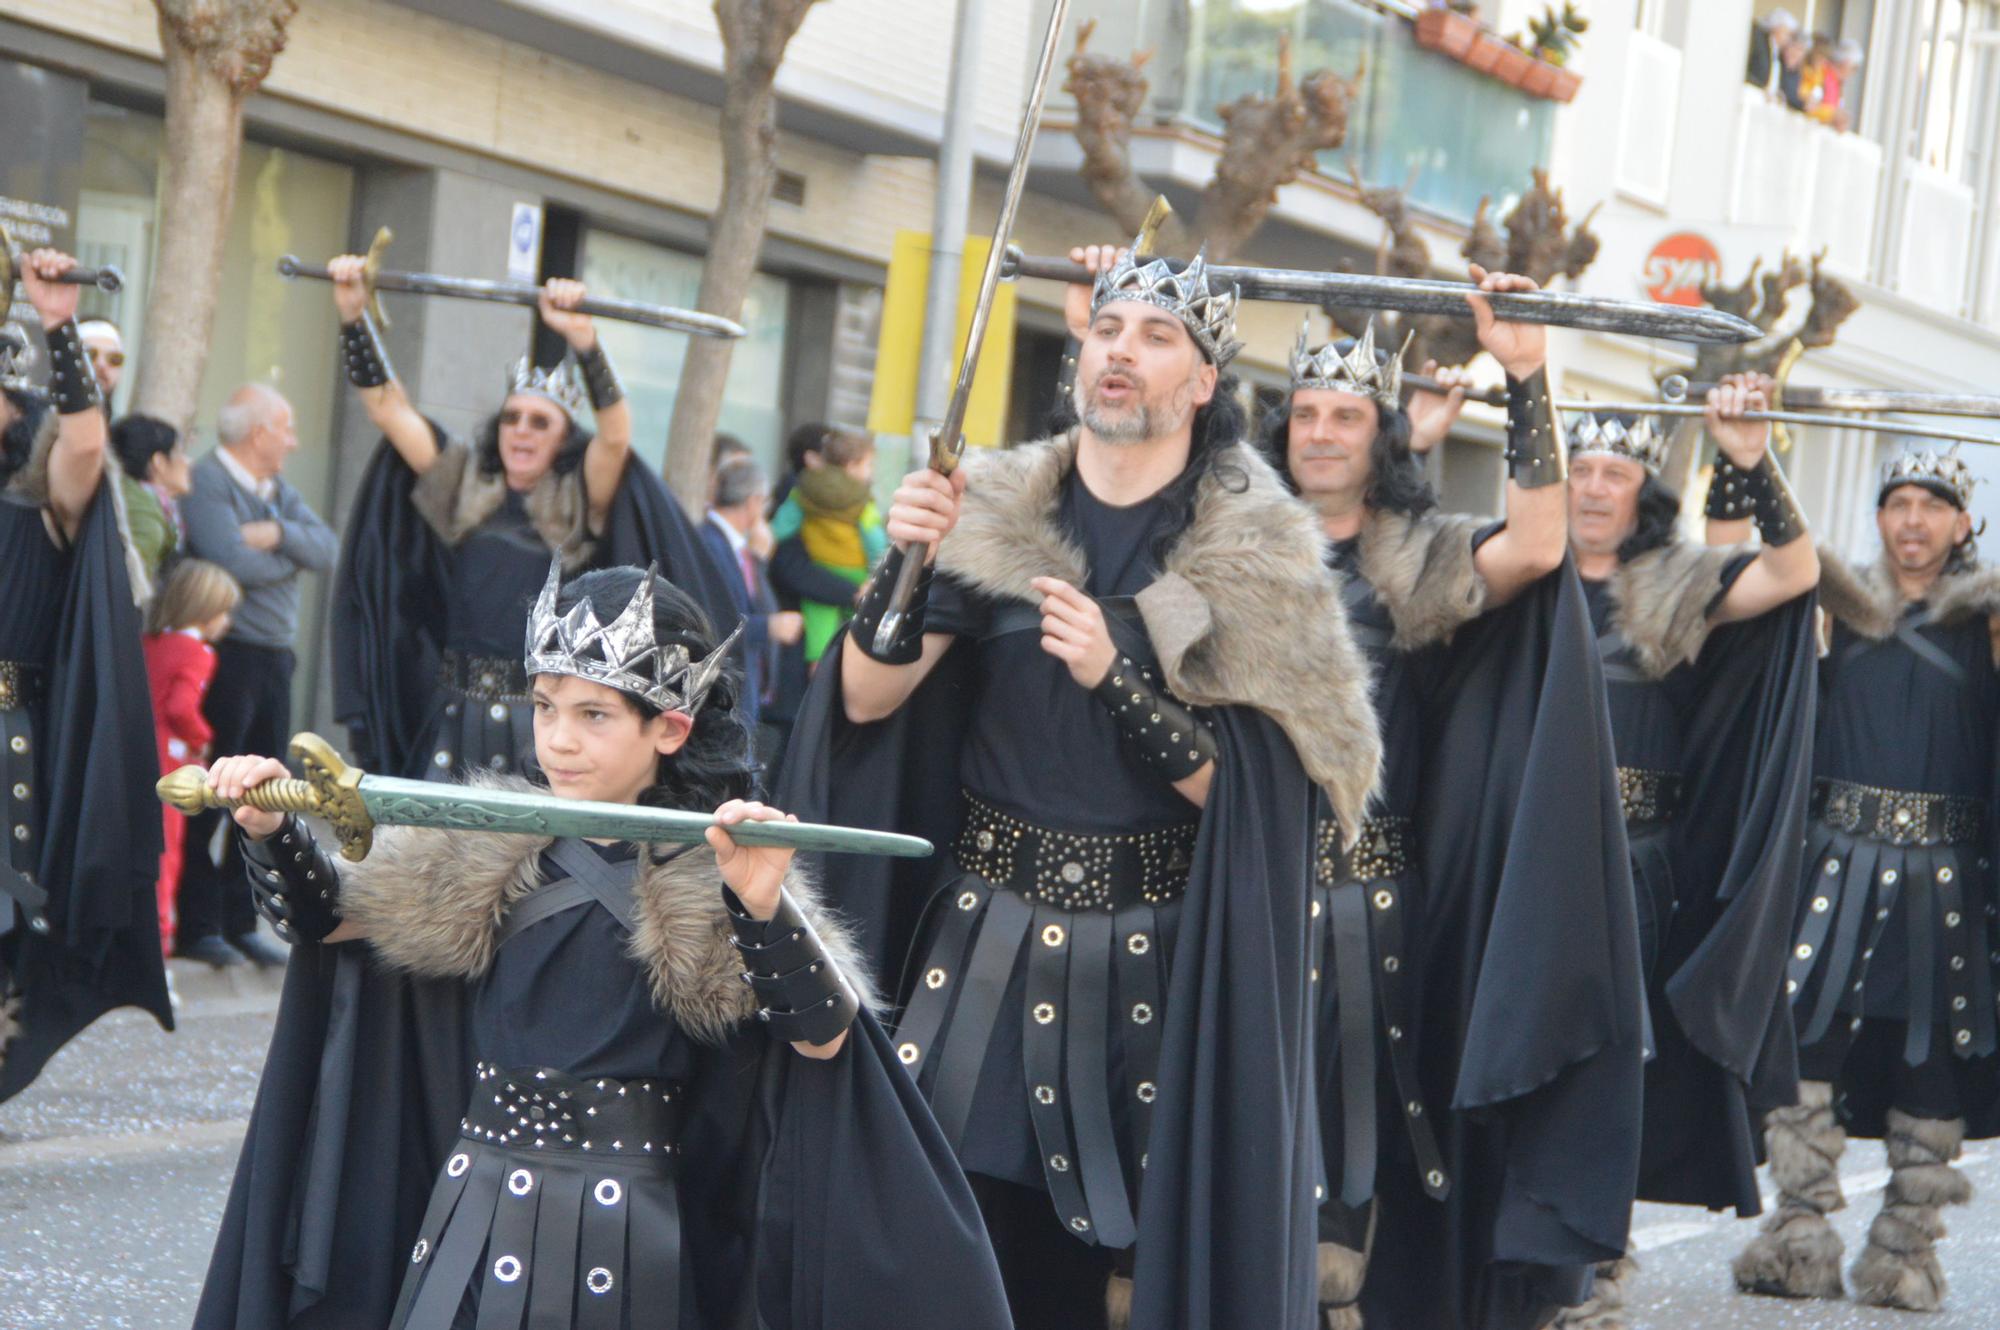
[291,733,376,861]
[361,226,395,331]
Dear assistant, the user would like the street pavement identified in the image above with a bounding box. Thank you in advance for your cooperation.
[5,961,2000,1329]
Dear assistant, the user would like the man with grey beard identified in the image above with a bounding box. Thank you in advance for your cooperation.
[783,239,1380,1328]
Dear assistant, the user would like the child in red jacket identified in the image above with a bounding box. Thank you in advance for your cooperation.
[144,559,242,956]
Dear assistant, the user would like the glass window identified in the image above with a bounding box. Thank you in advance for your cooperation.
[580,228,791,477]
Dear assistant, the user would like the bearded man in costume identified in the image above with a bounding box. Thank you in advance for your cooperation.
[195,562,1012,1330]
[1734,446,1999,1313]
[1538,380,1821,1329]
[1266,286,1654,1330]
[778,240,1378,1329]
[325,257,734,781]
[0,254,167,1101]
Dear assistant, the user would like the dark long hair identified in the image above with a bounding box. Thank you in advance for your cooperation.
[1618,473,1683,561]
[110,414,179,481]
[1256,392,1438,518]
[1049,371,1252,565]
[1,387,50,487]
[474,401,593,479]
[547,567,753,814]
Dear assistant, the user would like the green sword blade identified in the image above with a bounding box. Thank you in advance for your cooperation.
[354,774,932,858]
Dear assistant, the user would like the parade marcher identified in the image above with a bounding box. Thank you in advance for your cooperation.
[1552,379,1822,1328]
[194,562,1011,1329]
[110,412,191,583]
[326,259,736,782]
[79,318,125,409]
[1266,288,1646,1330]
[1735,446,2000,1312]
[0,253,168,1102]
[781,239,1381,1329]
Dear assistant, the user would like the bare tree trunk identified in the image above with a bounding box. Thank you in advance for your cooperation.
[663,0,817,516]
[133,2,297,439]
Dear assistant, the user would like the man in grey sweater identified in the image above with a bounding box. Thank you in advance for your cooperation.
[177,384,336,967]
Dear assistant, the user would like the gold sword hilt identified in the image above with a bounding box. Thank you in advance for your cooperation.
[361,226,394,330]
[156,734,377,860]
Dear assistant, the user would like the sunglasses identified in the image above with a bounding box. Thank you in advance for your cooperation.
[500,408,560,432]
[89,349,127,368]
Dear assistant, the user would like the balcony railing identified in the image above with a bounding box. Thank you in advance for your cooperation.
[1728,87,1882,278]
[1091,0,1558,225]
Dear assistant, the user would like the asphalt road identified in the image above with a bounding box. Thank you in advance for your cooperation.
[4,961,1999,1329]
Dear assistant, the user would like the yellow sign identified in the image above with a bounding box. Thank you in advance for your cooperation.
[866,230,1016,449]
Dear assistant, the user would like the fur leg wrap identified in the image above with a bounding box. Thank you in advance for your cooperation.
[1316,1241,1367,1330]
[1105,1272,1133,1330]
[1733,1081,1848,1299]
[1850,1111,1971,1312]
[1549,1254,1637,1330]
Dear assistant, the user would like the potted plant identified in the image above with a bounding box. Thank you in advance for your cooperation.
[1414,4,1481,60]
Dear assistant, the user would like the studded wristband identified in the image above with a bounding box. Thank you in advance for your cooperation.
[1093,653,1217,782]
[1751,452,1807,548]
[1705,451,1758,521]
[43,320,104,416]
[1503,367,1565,489]
[849,545,933,665]
[574,339,625,411]
[724,885,861,1046]
[239,816,344,943]
[338,314,394,390]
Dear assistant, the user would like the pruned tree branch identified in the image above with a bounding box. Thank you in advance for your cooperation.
[1065,20,1186,249]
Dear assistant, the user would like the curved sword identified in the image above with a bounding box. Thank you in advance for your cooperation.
[871,0,1072,655]
[1662,374,2000,420]
[158,734,933,862]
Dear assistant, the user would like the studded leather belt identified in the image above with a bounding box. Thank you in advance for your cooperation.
[1315,814,1415,888]
[441,650,532,704]
[1617,767,1684,825]
[1811,777,1983,847]
[953,792,1197,912]
[0,661,44,712]
[461,1062,684,1159]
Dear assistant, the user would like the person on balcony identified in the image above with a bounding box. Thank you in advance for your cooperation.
[1746,9,1800,100]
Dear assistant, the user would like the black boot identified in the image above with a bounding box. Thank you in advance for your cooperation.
[229,932,291,969]
[177,935,247,969]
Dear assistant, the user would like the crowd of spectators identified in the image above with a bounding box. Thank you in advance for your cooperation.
[1746,9,1864,133]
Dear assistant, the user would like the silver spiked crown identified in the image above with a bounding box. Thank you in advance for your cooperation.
[1566,411,1669,474]
[524,560,741,716]
[1289,318,1406,409]
[1879,446,1976,509]
[1090,239,1244,367]
[0,326,35,393]
[507,356,588,420]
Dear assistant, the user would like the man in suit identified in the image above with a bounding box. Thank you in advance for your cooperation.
[703,454,802,771]
[177,384,337,967]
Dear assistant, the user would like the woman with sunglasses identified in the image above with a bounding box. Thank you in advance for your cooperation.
[324,257,737,782]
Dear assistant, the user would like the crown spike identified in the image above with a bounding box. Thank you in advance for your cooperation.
[525,559,735,716]
[1289,317,1402,410]
[1090,231,1243,367]
[1566,411,1668,473]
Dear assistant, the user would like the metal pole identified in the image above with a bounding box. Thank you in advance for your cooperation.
[914,0,988,434]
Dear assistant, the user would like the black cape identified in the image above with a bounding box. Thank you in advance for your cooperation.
[0,470,170,1102]
[779,632,1322,1330]
[1638,593,1818,1213]
[331,433,738,778]
[193,937,1012,1330]
[1380,561,1646,1330]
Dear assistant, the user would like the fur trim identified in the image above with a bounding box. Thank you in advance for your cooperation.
[938,433,1381,837]
[1550,1254,1637,1330]
[333,773,877,1044]
[1105,1273,1132,1330]
[1609,539,1750,678]
[409,438,595,570]
[1734,1082,1847,1300]
[1851,1113,1971,1312]
[1317,1241,1367,1330]
[1356,510,1488,651]
[1819,546,2000,639]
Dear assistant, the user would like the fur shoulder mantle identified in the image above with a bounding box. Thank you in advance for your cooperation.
[1354,509,1489,650]
[1818,545,2000,641]
[1608,539,1752,679]
[334,775,879,1045]
[938,432,1380,836]
[409,437,596,570]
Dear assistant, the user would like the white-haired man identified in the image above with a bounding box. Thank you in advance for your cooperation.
[178,384,336,968]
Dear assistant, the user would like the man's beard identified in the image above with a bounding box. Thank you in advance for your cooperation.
[1074,373,1183,445]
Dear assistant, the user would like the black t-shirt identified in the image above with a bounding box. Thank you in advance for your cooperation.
[1818,604,1997,799]
[446,489,556,658]
[928,468,1196,832]
[1582,576,1701,776]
